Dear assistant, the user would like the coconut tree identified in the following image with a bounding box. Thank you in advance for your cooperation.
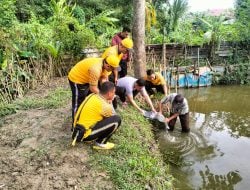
[133,0,146,78]
[155,0,188,38]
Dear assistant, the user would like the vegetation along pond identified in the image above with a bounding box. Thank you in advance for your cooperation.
[156,85,250,189]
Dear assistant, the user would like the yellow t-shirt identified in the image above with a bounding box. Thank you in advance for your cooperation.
[68,58,106,85]
[144,72,166,85]
[74,94,113,130]
[102,46,123,60]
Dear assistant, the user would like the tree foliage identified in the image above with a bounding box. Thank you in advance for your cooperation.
[235,0,250,41]
[0,0,17,28]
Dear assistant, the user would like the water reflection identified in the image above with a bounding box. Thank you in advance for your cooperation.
[199,166,242,190]
[157,86,250,189]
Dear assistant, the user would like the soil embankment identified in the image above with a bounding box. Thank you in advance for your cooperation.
[0,78,114,189]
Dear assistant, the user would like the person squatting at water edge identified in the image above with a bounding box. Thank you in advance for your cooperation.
[144,69,168,96]
[68,55,120,129]
[159,93,190,132]
[71,81,121,150]
[102,37,133,84]
[116,76,157,114]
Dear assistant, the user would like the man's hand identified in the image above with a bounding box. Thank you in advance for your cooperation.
[122,102,128,107]
[165,117,170,123]
[139,109,145,115]
[152,108,157,113]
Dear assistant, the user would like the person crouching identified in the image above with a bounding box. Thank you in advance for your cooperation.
[72,81,121,150]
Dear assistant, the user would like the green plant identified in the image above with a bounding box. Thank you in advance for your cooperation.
[0,0,17,28]
[219,63,249,85]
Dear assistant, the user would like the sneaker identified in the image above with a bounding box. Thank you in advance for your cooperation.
[93,142,115,150]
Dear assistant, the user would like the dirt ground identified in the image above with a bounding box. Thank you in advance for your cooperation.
[0,78,114,190]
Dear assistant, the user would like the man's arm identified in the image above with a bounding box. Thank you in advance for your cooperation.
[113,69,118,85]
[159,95,170,113]
[89,85,99,94]
[142,92,156,112]
[165,113,179,123]
[127,95,144,113]
[162,84,168,96]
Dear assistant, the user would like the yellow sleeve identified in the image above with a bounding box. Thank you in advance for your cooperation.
[88,67,100,86]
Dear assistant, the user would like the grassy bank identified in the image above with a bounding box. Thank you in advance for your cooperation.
[0,87,71,117]
[0,82,174,189]
[90,106,174,189]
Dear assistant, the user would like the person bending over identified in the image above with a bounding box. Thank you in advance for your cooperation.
[144,69,168,96]
[68,55,120,127]
[117,76,156,114]
[159,93,190,132]
[102,38,133,84]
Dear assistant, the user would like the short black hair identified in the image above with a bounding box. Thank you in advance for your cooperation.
[122,26,131,33]
[136,78,146,87]
[99,81,115,95]
[174,94,184,104]
[146,69,154,76]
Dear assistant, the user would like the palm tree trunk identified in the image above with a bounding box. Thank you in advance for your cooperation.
[132,0,146,78]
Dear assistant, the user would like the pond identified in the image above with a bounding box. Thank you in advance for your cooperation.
[156,85,250,189]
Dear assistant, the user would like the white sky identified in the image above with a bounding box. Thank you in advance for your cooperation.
[188,0,235,12]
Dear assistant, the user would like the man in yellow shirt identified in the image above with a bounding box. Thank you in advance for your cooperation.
[144,69,168,96]
[68,55,120,127]
[102,38,133,84]
[72,81,121,150]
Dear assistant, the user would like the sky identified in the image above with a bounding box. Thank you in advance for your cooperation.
[188,0,235,12]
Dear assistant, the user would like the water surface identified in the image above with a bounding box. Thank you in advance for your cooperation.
[157,85,250,189]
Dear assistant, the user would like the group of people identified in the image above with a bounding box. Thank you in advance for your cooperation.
[68,27,190,150]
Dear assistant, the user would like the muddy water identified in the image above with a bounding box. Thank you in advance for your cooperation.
[157,85,250,189]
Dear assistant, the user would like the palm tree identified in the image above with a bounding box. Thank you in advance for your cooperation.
[165,0,188,35]
[133,0,146,78]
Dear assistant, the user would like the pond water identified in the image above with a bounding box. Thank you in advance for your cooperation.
[157,85,250,190]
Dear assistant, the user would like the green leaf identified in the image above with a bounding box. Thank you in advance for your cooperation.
[19,51,35,58]
[0,59,8,70]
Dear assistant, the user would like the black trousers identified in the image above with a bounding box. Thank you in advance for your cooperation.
[168,112,190,132]
[83,115,121,143]
[118,60,127,78]
[145,81,164,95]
[68,79,90,122]
[108,59,128,82]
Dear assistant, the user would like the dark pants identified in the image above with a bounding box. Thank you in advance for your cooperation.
[112,86,126,109]
[108,60,127,82]
[69,79,90,123]
[73,115,121,144]
[168,112,190,132]
[145,81,164,95]
[118,60,127,78]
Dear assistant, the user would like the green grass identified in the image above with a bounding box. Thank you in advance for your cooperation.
[0,88,71,117]
[90,105,174,190]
